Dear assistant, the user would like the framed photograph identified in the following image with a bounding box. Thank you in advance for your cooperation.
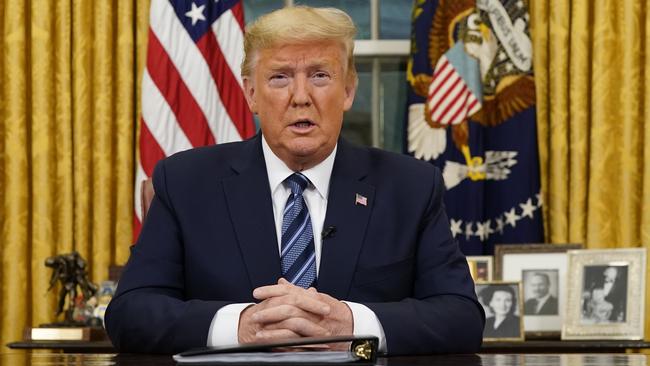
[466,256,493,282]
[495,243,583,338]
[562,248,646,340]
[475,281,525,341]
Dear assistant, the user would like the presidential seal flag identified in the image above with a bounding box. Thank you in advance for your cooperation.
[135,0,255,239]
[406,0,543,254]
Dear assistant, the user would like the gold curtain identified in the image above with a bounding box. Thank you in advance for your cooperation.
[531,0,649,248]
[530,0,649,333]
[0,0,150,347]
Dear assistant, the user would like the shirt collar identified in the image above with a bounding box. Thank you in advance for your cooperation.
[536,293,551,305]
[261,134,337,200]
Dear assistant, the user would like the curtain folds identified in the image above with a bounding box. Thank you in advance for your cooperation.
[531,0,649,248]
[0,0,148,346]
[531,0,649,336]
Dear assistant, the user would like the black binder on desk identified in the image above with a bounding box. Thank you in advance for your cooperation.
[173,335,378,364]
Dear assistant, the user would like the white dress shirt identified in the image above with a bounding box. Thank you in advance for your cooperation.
[207,136,386,351]
[534,293,551,314]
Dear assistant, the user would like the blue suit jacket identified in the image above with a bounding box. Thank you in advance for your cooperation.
[105,135,484,355]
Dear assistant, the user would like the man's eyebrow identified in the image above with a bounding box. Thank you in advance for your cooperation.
[266,58,335,69]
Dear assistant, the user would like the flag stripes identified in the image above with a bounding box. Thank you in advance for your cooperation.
[135,0,254,240]
[427,56,481,126]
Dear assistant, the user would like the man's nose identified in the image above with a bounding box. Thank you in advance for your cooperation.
[291,75,311,107]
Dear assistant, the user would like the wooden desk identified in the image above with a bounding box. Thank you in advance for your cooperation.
[1,352,649,365]
[6,340,115,353]
[481,340,650,353]
[8,339,650,354]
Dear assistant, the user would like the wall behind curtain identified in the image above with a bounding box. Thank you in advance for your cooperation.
[0,0,150,347]
[530,0,649,333]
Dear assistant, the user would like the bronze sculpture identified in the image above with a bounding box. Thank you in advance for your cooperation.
[45,251,98,325]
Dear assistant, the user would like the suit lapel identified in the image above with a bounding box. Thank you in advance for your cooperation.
[317,139,375,299]
[223,135,281,290]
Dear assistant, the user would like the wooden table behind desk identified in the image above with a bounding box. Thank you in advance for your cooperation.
[1,353,650,365]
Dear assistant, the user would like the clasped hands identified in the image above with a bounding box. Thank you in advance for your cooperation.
[238,278,353,350]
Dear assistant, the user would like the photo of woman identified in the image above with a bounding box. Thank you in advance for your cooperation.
[477,283,524,340]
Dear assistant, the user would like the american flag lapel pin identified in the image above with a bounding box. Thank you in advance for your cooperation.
[355,193,368,206]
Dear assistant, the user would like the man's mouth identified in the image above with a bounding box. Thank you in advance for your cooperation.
[291,119,315,128]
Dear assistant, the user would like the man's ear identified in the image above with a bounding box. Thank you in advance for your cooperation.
[243,77,257,113]
[342,75,357,112]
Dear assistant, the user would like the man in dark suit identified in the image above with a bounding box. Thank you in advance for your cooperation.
[104,6,484,355]
[523,272,558,315]
[600,266,626,322]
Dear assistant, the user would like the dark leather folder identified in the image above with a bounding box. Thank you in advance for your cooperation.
[173,335,378,364]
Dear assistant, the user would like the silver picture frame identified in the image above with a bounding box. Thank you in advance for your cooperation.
[562,248,646,340]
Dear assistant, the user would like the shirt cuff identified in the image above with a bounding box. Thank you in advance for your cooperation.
[343,301,387,354]
[207,303,254,347]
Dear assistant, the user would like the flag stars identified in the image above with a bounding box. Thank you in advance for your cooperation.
[495,216,505,234]
[475,220,492,241]
[465,222,474,241]
[520,198,536,219]
[450,219,463,238]
[485,220,494,237]
[451,194,541,242]
[185,2,206,26]
[504,208,520,228]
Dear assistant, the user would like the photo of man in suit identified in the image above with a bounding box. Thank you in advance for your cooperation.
[523,271,559,316]
[104,6,484,355]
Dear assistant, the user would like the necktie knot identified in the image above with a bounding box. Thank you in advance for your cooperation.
[286,173,309,195]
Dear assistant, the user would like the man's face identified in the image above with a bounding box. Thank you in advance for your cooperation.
[243,40,356,170]
[604,267,618,282]
[529,275,550,299]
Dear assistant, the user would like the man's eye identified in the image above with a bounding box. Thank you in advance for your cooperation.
[311,72,331,85]
[269,74,289,86]
[313,72,330,79]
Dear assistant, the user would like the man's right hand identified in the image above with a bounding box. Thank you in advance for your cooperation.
[238,281,332,344]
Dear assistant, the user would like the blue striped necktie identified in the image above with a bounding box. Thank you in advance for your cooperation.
[280,173,316,288]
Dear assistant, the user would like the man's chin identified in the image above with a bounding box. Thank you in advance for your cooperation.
[283,142,333,169]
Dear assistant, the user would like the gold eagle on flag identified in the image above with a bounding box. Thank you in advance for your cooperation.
[407,0,535,182]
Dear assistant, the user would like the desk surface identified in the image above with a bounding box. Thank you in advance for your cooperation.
[9,339,650,354]
[1,352,650,365]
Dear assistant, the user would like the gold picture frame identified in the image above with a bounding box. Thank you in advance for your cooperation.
[494,243,583,339]
[562,248,646,340]
[475,281,525,342]
[466,255,493,282]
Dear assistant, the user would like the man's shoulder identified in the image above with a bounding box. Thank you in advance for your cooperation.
[343,141,442,180]
[337,141,445,203]
[525,298,536,304]
[160,138,255,176]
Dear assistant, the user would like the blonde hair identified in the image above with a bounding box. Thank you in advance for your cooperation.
[241,6,357,82]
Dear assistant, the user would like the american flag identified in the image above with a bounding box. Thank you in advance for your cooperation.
[135,0,255,239]
[427,55,481,126]
[355,193,367,207]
